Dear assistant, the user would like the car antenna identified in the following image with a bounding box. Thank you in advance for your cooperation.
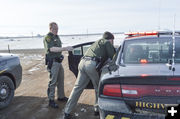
[171,14,176,73]
[158,0,161,30]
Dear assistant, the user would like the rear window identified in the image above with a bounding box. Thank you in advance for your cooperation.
[122,37,179,64]
[175,39,180,63]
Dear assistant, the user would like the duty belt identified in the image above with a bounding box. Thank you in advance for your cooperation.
[53,56,64,63]
[82,56,100,62]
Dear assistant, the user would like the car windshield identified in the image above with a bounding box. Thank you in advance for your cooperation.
[122,37,180,64]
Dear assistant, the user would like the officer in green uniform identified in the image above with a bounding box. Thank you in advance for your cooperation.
[64,31,116,118]
[43,22,73,108]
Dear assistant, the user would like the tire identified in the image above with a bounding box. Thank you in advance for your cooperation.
[0,76,15,109]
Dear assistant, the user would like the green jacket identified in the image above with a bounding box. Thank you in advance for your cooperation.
[43,32,62,59]
[84,38,116,61]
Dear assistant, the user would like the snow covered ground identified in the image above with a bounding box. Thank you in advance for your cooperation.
[0,34,124,50]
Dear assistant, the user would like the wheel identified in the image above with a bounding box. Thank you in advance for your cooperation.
[0,76,15,109]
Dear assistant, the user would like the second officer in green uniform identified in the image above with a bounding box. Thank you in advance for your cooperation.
[64,31,116,118]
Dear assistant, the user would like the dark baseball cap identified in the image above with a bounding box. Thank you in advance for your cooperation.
[103,31,114,40]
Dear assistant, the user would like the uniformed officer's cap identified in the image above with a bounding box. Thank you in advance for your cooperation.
[103,31,114,40]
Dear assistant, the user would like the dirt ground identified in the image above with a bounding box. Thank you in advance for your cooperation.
[0,49,99,119]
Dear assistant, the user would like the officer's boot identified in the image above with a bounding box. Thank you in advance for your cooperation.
[49,100,59,108]
[94,106,99,116]
[57,97,68,102]
[63,113,73,119]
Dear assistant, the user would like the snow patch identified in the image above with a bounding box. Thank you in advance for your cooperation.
[29,67,40,72]
[80,108,87,112]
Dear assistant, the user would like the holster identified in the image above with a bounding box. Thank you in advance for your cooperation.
[45,54,53,70]
[54,55,64,63]
[45,55,64,70]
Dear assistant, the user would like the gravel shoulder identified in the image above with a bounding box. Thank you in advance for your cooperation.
[0,49,99,119]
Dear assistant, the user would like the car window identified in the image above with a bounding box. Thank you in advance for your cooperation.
[83,45,91,55]
[72,44,91,56]
[72,47,82,55]
[122,38,172,64]
[175,39,180,63]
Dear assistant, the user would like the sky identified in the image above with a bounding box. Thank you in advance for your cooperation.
[0,0,180,36]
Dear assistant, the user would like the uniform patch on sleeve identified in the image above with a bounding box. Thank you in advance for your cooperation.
[46,38,51,42]
[46,36,51,42]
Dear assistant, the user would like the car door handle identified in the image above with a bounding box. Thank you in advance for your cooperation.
[166,63,172,70]
[166,63,175,71]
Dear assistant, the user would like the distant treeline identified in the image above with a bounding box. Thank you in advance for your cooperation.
[0,32,124,39]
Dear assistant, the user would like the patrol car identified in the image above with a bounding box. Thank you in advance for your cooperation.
[0,53,22,109]
[68,31,180,119]
[98,31,180,119]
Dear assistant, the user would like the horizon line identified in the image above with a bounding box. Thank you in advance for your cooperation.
[0,32,124,39]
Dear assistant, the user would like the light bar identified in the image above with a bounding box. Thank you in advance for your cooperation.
[125,30,180,38]
[125,31,158,37]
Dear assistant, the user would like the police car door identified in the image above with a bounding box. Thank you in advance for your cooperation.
[68,42,94,89]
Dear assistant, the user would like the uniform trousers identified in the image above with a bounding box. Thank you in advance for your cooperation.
[65,59,99,114]
[47,61,65,100]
